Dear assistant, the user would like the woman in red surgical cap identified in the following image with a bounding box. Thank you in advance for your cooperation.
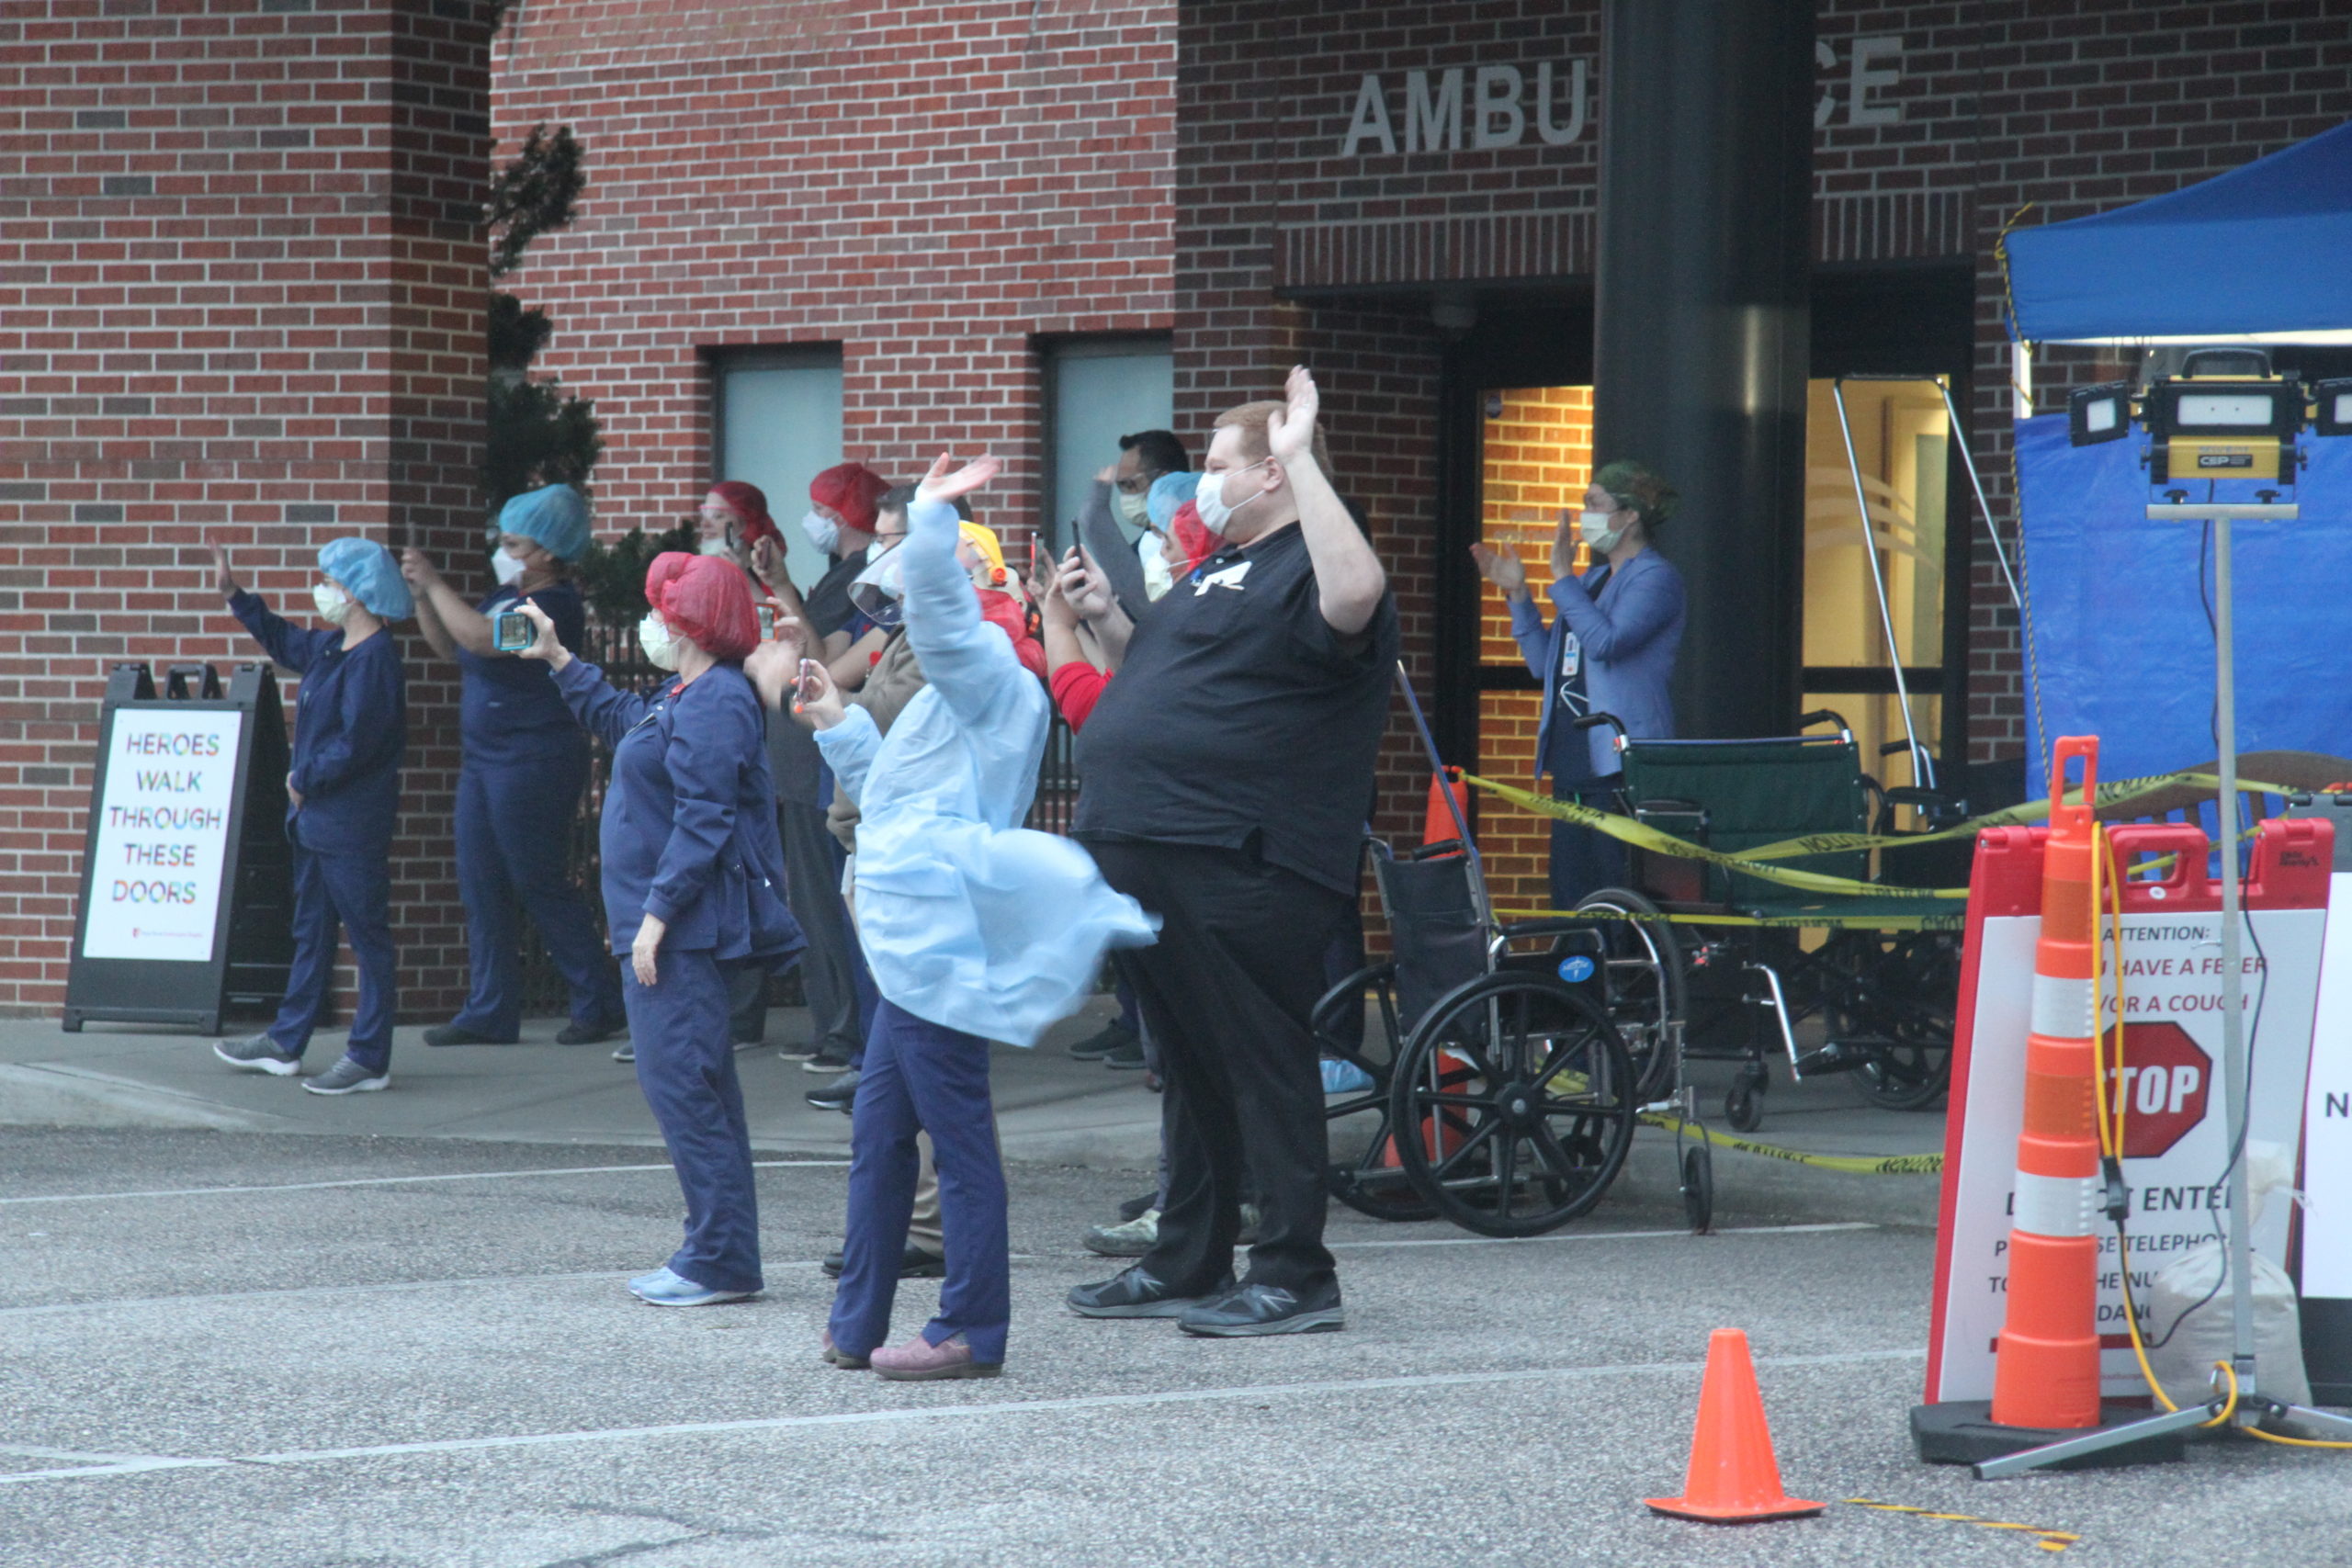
[515,552,806,1307]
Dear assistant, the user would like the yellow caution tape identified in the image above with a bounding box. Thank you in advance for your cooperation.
[1640,1112,1944,1175]
[1843,1498,2081,1553]
[1464,774,1972,900]
[1496,904,1964,932]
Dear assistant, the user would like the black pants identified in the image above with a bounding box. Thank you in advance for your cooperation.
[1086,840,1348,1294]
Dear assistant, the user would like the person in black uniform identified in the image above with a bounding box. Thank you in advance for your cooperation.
[1059,366,1396,1337]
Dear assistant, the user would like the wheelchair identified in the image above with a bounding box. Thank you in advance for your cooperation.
[1579,710,1970,1134]
[1310,833,1702,1238]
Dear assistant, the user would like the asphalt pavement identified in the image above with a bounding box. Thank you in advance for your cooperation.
[4,1126,2347,1567]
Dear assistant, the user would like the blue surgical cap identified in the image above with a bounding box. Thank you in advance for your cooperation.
[318,536,413,621]
[496,483,592,562]
[1147,470,1193,531]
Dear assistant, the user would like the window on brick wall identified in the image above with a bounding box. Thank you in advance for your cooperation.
[1041,337,1175,552]
[714,347,844,592]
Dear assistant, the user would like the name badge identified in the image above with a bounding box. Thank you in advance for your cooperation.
[1559,630,1581,681]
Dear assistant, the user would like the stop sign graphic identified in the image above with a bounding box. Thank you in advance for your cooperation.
[2109,1022,2212,1157]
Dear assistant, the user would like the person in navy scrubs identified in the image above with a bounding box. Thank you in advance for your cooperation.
[208,536,411,1096]
[400,485,626,1048]
[518,551,805,1306]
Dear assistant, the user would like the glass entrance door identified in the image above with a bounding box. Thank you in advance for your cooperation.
[1803,377,1967,807]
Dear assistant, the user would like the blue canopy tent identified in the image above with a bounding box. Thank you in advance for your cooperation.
[2003,120,2352,796]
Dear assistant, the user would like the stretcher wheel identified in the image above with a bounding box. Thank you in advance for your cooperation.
[1724,1083,1762,1133]
[1681,1143,1713,1235]
[1387,973,1636,1237]
[1571,886,1687,1103]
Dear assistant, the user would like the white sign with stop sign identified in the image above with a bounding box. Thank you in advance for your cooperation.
[1928,902,2326,1402]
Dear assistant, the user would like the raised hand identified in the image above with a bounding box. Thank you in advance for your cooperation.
[1266,365,1320,466]
[1468,541,1529,598]
[206,539,237,597]
[1056,547,1114,622]
[919,452,1002,504]
[792,656,845,730]
[751,535,788,590]
[510,599,570,671]
[398,547,441,588]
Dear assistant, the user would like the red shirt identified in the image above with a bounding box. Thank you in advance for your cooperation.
[1050,662,1108,729]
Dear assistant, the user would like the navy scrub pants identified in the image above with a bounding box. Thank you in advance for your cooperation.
[451,752,620,1039]
[268,834,398,1072]
[622,948,763,1295]
[830,999,1008,1363]
[1548,772,1629,912]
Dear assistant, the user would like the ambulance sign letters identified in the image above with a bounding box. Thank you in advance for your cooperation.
[79,708,246,963]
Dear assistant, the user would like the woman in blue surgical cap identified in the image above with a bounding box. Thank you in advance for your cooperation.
[207,535,411,1095]
[399,484,626,1049]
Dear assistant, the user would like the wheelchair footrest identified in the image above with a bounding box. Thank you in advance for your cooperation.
[1792,1040,1874,1077]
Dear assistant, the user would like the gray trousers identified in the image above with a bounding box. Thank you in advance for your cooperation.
[728,801,865,1051]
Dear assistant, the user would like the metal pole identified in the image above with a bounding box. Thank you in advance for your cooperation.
[2211,514,2258,1398]
[1830,379,1927,786]
[1935,378,2025,613]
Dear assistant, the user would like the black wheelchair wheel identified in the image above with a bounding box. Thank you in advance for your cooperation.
[1827,931,1960,1111]
[1387,972,1637,1237]
[1681,1143,1713,1235]
[1315,963,1440,1222]
[1724,1083,1763,1133]
[1571,886,1688,1104]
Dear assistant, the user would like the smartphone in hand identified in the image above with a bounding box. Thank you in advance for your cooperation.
[758,604,777,640]
[493,611,533,651]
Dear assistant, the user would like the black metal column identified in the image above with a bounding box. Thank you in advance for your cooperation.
[1594,0,1814,740]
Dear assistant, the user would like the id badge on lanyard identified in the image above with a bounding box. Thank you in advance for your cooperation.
[1556,630,1584,716]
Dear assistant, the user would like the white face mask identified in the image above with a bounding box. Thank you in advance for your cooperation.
[698,535,736,558]
[491,547,528,586]
[1577,508,1624,555]
[1139,535,1174,601]
[638,611,682,671]
[1194,460,1272,538]
[1113,488,1150,526]
[801,511,841,555]
[312,582,353,624]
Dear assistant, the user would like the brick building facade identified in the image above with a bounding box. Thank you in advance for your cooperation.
[6,2,2349,1013]
[3,0,491,1016]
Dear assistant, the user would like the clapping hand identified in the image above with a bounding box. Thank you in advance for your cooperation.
[918,452,1001,506]
[206,538,238,597]
[398,547,443,589]
[1468,541,1530,599]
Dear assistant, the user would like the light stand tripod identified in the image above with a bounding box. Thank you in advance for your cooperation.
[1977,495,2352,1478]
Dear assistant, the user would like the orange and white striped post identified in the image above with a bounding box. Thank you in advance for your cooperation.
[1986,735,2106,1431]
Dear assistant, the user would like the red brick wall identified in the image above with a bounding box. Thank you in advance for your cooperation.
[1,0,491,1018]
[491,0,1176,540]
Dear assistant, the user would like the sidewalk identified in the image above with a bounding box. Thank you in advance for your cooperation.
[0,1003,1948,1226]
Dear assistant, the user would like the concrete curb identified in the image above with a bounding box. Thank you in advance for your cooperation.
[0,1063,294,1133]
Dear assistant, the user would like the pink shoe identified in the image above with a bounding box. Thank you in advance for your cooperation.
[869,1333,1001,1382]
[820,1329,869,1371]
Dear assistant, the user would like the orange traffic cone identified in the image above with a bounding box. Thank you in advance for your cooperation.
[1985,735,2106,1432]
[1646,1329,1824,1524]
[1423,767,1470,852]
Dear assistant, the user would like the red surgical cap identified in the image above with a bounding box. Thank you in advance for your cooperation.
[707,480,780,548]
[1171,501,1220,576]
[644,551,760,662]
[808,462,891,537]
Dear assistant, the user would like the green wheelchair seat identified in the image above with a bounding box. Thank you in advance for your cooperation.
[1615,734,1872,914]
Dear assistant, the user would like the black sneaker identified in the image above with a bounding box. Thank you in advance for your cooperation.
[423,1021,510,1047]
[1066,1266,1236,1319]
[1178,1280,1344,1337]
[556,1013,627,1046]
[1101,1035,1147,1070]
[1068,1020,1136,1060]
[820,1244,947,1280]
[800,1045,856,1075]
[213,1034,300,1075]
[806,1068,857,1113]
[301,1057,391,1096]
